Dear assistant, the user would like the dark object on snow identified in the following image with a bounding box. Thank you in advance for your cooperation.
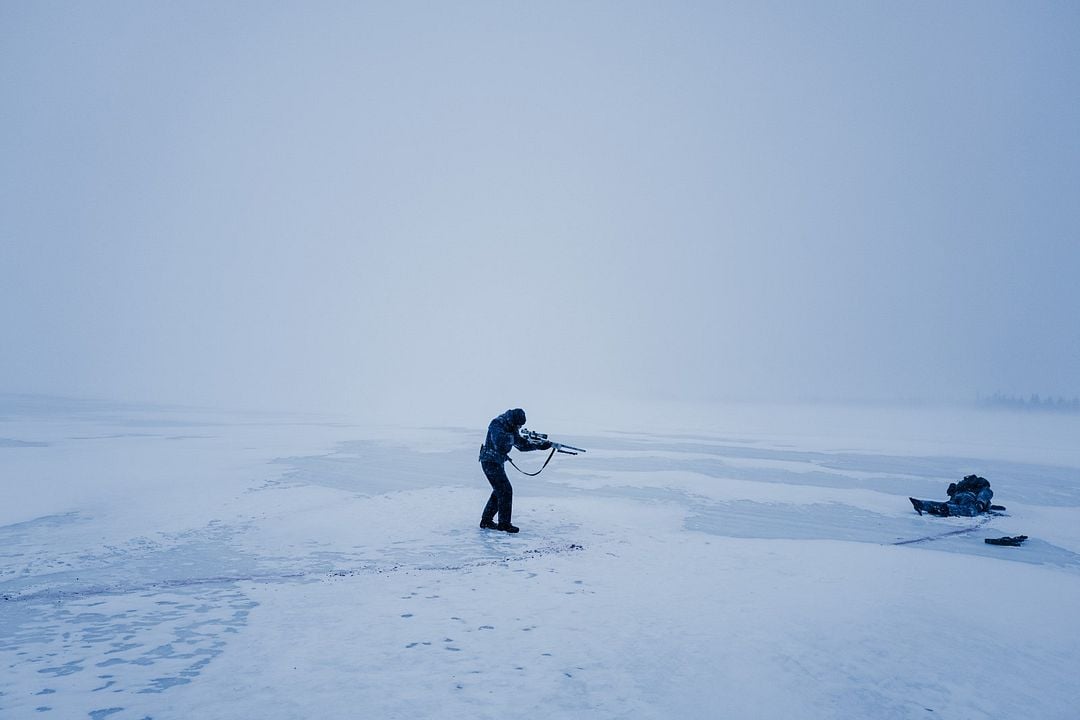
[985,535,1028,546]
[946,475,989,496]
[910,475,995,517]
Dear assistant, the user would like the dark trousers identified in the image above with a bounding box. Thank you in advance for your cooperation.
[481,461,513,525]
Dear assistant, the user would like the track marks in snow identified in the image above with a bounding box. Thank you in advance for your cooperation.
[387,571,596,696]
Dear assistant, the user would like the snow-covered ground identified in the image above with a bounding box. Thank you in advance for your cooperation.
[3,397,1079,719]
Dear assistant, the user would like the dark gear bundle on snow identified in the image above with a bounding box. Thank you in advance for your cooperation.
[908,474,1029,547]
[909,474,998,517]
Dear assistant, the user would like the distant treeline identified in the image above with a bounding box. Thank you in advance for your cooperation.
[978,393,1080,413]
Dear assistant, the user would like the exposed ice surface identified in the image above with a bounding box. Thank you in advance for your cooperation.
[2,398,1079,719]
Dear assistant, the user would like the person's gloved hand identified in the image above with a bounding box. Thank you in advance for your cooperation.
[539,441,553,450]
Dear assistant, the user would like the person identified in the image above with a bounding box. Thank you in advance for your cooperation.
[909,474,994,517]
[478,408,550,533]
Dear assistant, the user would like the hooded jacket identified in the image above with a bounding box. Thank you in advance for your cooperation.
[478,409,534,464]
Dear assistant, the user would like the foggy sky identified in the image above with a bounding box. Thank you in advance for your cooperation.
[3,1,1079,419]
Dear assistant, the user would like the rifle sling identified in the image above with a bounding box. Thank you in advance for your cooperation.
[506,447,558,477]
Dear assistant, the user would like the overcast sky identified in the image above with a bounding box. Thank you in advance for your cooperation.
[2,1,1078,419]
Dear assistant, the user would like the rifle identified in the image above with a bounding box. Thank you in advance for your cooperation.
[520,429,587,455]
[506,429,587,476]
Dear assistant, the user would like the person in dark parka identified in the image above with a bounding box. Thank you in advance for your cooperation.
[479,408,550,533]
[910,474,994,517]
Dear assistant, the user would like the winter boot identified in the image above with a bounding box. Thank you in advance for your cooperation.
[480,519,498,530]
[495,523,520,534]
